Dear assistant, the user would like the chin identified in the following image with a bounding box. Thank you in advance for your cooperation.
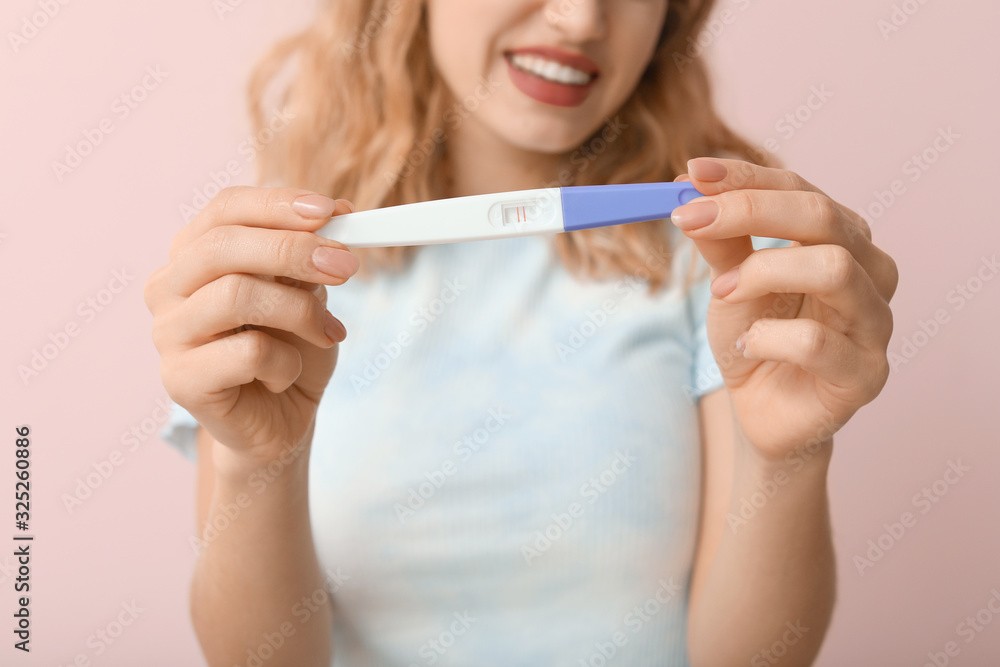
[483,106,609,156]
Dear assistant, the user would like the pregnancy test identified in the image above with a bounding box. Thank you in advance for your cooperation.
[315,182,701,247]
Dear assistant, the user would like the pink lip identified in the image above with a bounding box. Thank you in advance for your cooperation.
[504,46,600,108]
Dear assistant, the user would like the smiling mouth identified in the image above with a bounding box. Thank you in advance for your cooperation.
[505,52,597,87]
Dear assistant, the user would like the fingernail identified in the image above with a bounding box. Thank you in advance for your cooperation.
[313,246,360,277]
[736,331,747,353]
[687,158,728,182]
[293,194,338,219]
[671,200,718,230]
[324,310,346,343]
[710,267,738,297]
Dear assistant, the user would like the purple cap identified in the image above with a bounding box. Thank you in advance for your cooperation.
[560,182,701,232]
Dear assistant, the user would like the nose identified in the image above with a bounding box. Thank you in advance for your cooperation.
[543,0,607,42]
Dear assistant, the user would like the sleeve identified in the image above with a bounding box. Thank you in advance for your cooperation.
[159,400,201,463]
[686,235,792,401]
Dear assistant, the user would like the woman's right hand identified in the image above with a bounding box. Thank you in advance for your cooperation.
[144,187,360,469]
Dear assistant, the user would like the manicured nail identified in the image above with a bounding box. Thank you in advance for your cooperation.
[324,310,346,343]
[710,267,738,297]
[293,194,338,219]
[736,331,747,353]
[687,158,728,182]
[312,246,360,277]
[671,200,718,230]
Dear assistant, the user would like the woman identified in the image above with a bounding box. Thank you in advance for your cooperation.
[146,1,898,665]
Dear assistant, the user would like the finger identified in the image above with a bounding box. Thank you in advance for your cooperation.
[170,187,355,260]
[163,328,305,397]
[143,263,170,315]
[276,277,329,306]
[153,274,344,352]
[670,162,899,299]
[275,276,318,291]
[671,215,755,279]
[169,225,360,297]
[667,157,791,277]
[257,280,332,336]
[740,318,887,399]
[674,188,872,253]
[711,246,893,345]
[685,157,824,196]
[672,189,895,301]
[672,157,816,276]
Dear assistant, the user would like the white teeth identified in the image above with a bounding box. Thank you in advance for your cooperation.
[509,53,592,86]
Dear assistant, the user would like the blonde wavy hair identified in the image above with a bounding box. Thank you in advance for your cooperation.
[247,0,773,294]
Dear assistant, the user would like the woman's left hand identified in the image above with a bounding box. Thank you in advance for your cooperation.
[671,157,898,460]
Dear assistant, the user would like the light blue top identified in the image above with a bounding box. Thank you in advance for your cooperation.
[161,223,784,666]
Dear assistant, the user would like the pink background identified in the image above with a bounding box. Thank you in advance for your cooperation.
[2,0,996,664]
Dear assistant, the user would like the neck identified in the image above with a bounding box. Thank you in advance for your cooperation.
[443,117,566,198]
